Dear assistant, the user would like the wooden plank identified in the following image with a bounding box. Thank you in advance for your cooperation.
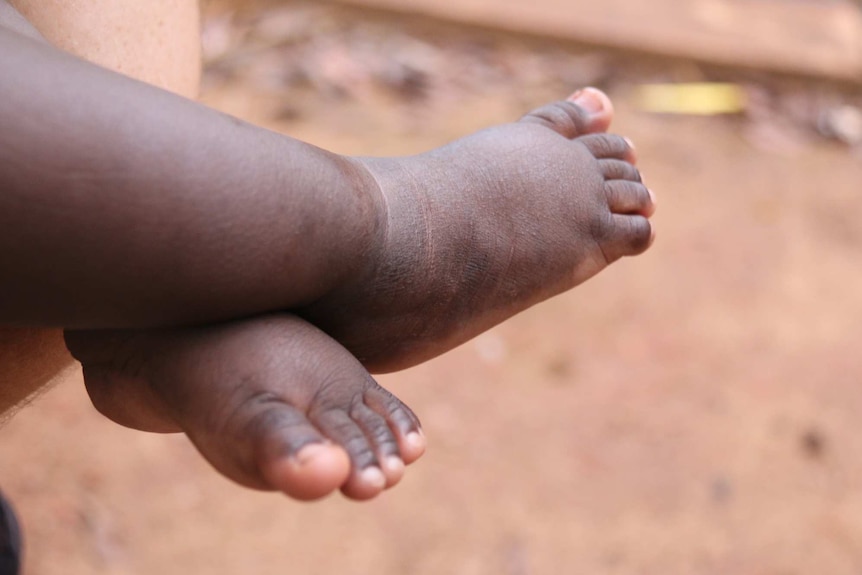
[334,0,862,82]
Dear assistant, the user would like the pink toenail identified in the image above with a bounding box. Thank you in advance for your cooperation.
[624,137,636,150]
[648,188,656,205]
[359,467,386,489]
[406,431,424,450]
[568,87,606,115]
[294,443,329,465]
[384,456,405,476]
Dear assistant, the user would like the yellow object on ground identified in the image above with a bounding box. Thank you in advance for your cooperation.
[634,83,747,115]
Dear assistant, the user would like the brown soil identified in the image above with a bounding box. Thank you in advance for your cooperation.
[4,3,862,574]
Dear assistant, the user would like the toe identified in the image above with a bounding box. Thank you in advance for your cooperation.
[598,159,642,183]
[381,456,406,487]
[576,134,636,163]
[567,87,614,132]
[343,466,387,501]
[401,430,427,465]
[604,180,655,217]
[363,386,425,465]
[600,214,654,262]
[520,88,614,138]
[261,442,351,502]
[311,407,386,500]
[248,402,352,501]
[350,401,404,488]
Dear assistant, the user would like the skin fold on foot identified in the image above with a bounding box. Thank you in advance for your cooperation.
[301,88,655,372]
[65,314,425,501]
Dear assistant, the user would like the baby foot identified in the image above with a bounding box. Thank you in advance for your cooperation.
[302,90,655,371]
[65,314,425,501]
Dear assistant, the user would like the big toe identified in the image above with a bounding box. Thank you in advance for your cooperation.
[520,87,614,138]
[189,400,352,501]
[260,442,352,502]
[567,87,615,132]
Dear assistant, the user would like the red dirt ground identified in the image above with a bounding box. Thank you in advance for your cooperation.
[3,3,862,574]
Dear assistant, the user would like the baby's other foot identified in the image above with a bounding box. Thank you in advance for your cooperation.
[65,315,425,501]
[302,89,655,372]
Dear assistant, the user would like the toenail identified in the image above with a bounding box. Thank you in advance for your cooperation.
[648,188,656,205]
[406,431,425,450]
[293,442,329,465]
[383,456,405,476]
[359,467,386,490]
[624,137,636,150]
[568,87,606,115]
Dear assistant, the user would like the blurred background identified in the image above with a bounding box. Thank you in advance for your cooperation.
[4,0,862,573]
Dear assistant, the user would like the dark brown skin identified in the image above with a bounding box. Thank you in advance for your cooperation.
[63,95,652,500]
[0,0,204,427]
[65,316,426,501]
[0,1,654,501]
[1,3,421,501]
[0,25,650,342]
[0,24,650,359]
[303,117,653,371]
[0,25,382,329]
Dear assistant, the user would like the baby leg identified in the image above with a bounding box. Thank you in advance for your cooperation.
[65,315,424,501]
[302,89,654,371]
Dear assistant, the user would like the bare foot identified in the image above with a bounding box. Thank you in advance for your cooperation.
[302,88,655,371]
[65,315,425,501]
